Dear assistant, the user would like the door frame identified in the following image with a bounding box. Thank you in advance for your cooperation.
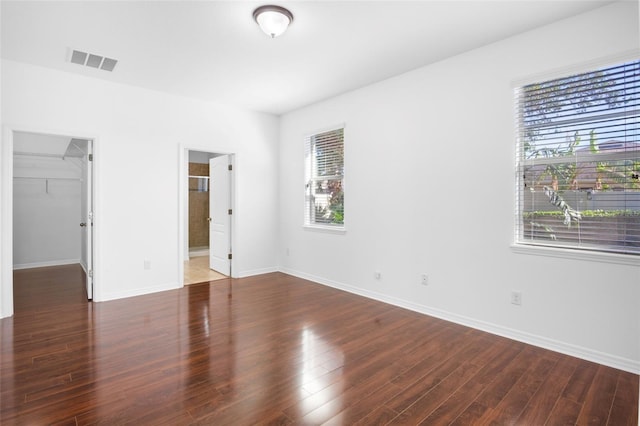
[82,140,94,300]
[1,126,99,317]
[178,145,237,286]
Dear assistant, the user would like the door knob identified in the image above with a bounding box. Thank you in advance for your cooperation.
[80,223,87,227]
[207,217,212,222]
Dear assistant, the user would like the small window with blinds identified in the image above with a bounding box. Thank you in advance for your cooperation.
[515,59,639,255]
[304,126,345,229]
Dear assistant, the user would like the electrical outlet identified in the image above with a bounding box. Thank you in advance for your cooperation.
[420,273,428,286]
[144,259,151,270]
[511,291,522,306]
[374,271,381,280]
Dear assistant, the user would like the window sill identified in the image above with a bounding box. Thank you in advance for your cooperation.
[510,244,639,266]
[303,224,346,235]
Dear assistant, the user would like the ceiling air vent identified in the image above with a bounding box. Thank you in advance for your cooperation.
[69,49,118,72]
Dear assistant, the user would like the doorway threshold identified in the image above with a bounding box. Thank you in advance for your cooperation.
[189,247,209,258]
[184,256,226,284]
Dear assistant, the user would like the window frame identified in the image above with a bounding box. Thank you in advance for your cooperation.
[513,58,640,263]
[303,124,346,232]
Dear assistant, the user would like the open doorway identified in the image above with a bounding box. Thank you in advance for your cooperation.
[9,131,94,313]
[182,149,234,285]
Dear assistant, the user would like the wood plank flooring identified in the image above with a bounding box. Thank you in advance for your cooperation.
[1,265,638,425]
[12,264,88,311]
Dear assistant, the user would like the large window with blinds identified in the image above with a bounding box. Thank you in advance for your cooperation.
[515,60,639,255]
[304,126,344,228]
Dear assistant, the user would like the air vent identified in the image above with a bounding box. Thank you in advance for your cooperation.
[69,49,118,72]
[100,57,118,72]
[86,54,102,68]
[70,50,87,65]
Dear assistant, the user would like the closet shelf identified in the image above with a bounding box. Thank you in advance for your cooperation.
[14,151,83,159]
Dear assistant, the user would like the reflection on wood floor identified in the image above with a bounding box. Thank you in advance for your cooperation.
[184,255,226,285]
[2,267,637,425]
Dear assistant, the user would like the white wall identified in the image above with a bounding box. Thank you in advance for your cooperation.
[13,154,81,268]
[279,2,640,373]
[1,59,279,306]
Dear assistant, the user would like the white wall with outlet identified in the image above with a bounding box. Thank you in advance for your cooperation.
[279,2,640,373]
[1,59,279,307]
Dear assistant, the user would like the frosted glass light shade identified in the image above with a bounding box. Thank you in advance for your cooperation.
[253,5,293,38]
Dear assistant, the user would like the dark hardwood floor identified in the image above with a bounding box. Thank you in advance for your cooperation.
[1,265,637,425]
[11,264,89,311]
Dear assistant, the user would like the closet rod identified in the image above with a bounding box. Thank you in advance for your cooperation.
[189,175,210,179]
[13,176,81,181]
[14,151,65,159]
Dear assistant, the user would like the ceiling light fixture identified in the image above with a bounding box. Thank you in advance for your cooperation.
[253,5,293,38]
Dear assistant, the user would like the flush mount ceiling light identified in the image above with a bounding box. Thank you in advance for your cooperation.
[253,5,293,38]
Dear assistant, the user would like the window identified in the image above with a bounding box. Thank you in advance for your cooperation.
[304,126,344,229]
[515,60,639,256]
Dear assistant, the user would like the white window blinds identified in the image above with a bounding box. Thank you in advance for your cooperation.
[515,60,640,255]
[304,127,344,227]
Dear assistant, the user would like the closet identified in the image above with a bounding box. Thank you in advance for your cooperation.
[13,133,87,270]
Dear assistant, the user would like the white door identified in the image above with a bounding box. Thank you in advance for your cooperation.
[81,141,93,299]
[209,155,231,275]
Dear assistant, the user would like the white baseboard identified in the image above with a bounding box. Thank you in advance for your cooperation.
[98,267,277,301]
[13,259,80,270]
[238,266,278,278]
[279,267,639,375]
[96,281,180,303]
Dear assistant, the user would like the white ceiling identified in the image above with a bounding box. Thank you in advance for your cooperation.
[1,1,616,115]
